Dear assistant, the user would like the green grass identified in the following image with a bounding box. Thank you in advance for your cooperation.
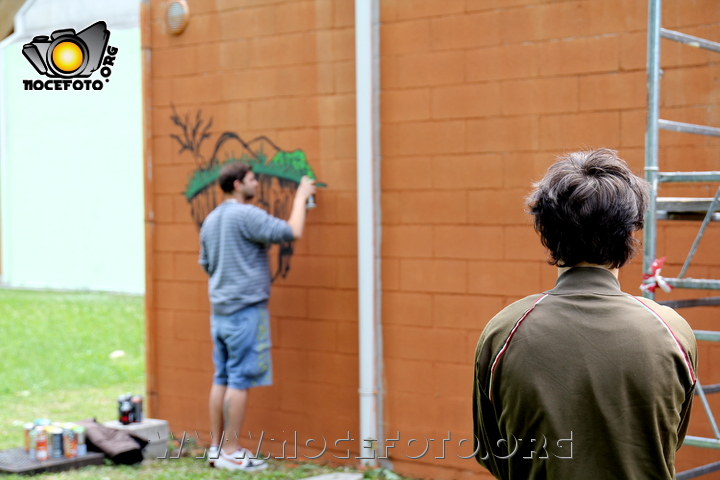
[0,289,417,480]
[0,288,145,451]
[0,457,405,480]
[0,289,145,393]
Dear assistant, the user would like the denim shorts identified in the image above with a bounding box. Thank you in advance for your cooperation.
[211,302,272,390]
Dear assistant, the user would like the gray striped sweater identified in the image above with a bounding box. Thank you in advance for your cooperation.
[199,200,294,315]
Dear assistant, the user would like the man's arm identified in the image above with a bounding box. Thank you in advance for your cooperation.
[238,176,316,244]
[286,176,316,240]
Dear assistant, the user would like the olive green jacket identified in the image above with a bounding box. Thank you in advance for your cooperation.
[473,267,697,479]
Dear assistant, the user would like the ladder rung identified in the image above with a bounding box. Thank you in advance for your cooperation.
[658,172,720,183]
[659,119,720,137]
[656,197,720,213]
[694,331,720,342]
[699,383,720,394]
[661,28,720,54]
[659,297,720,308]
[682,436,720,450]
[663,278,720,290]
[677,460,720,480]
[657,212,720,221]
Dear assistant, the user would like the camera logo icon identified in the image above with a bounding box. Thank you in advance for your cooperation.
[22,21,109,78]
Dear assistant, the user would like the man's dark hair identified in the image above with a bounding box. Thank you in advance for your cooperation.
[218,162,252,193]
[526,148,650,269]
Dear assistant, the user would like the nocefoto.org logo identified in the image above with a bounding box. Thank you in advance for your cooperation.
[21,21,119,91]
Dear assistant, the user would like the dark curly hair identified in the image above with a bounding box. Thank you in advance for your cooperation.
[526,149,650,269]
[218,162,252,193]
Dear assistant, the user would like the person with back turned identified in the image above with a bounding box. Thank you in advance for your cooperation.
[473,148,697,479]
[199,162,315,471]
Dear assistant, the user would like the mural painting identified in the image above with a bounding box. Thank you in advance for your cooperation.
[172,107,325,280]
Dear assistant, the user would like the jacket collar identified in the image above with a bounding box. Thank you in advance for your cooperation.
[545,266,624,296]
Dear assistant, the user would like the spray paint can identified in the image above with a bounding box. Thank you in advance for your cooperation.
[120,401,133,425]
[131,395,143,423]
[73,425,87,456]
[63,424,77,458]
[24,423,34,452]
[118,394,132,422]
[50,427,64,459]
[28,427,37,459]
[35,427,48,461]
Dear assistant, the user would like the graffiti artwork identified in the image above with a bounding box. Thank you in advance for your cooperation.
[172,107,325,280]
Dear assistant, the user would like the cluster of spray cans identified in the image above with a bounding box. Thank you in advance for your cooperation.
[24,419,86,461]
[117,393,143,425]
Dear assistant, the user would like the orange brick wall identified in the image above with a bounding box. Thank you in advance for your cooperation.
[143,0,360,460]
[144,0,720,477]
[379,0,720,477]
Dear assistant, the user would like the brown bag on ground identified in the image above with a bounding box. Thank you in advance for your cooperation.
[75,419,148,465]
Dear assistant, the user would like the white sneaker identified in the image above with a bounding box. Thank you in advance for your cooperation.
[207,446,219,467]
[214,448,268,472]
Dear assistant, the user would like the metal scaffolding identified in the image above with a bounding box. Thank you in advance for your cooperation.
[644,1,720,478]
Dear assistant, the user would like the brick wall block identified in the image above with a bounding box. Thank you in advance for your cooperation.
[662,65,720,108]
[269,286,308,318]
[153,195,174,224]
[382,292,433,327]
[337,257,358,289]
[396,51,465,88]
[218,6,277,41]
[432,363,474,397]
[154,281,203,310]
[468,260,542,296]
[502,152,555,188]
[382,89,432,123]
[174,252,206,282]
[278,318,338,351]
[383,325,470,362]
[381,20,430,55]
[279,255,338,288]
[383,258,401,291]
[305,225,358,256]
[174,310,212,341]
[432,83,503,119]
[333,0,354,27]
[539,112,620,151]
[429,11,501,51]
[155,309,175,339]
[307,288,358,322]
[468,188,532,226]
[400,259,467,293]
[381,156,434,189]
[433,225,504,260]
[466,43,538,82]
[433,294,505,330]
[467,116,539,153]
[393,191,468,225]
[155,224,200,252]
[154,252,174,280]
[384,357,435,393]
[503,225,546,262]
[395,0,464,20]
[433,154,504,190]
[502,76,578,115]
[538,36,620,77]
[249,32,317,68]
[336,320,359,354]
[383,225,434,258]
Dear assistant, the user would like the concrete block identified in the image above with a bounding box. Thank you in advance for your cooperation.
[102,419,169,460]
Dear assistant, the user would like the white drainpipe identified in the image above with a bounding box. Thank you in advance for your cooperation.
[355,0,383,468]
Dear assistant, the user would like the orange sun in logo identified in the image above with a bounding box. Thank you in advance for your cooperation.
[52,41,83,73]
